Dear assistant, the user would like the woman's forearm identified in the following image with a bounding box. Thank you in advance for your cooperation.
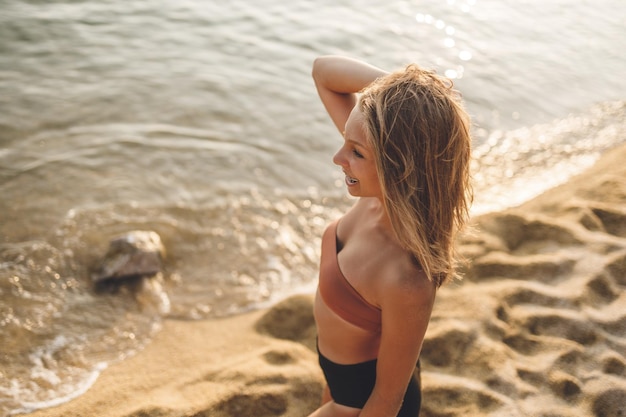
[312,55,387,95]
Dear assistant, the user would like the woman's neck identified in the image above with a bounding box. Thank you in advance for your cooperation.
[358,197,394,236]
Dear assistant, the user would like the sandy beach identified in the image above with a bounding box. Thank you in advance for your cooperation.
[19,143,626,417]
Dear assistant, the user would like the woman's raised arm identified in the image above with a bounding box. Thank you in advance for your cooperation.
[312,56,387,133]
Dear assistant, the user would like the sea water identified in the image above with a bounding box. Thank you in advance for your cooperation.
[0,0,624,414]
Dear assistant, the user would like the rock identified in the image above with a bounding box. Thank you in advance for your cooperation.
[93,230,165,285]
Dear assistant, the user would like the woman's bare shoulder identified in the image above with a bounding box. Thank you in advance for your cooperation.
[381,248,430,287]
[363,236,433,305]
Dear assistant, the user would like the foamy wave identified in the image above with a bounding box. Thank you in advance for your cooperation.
[1,334,106,416]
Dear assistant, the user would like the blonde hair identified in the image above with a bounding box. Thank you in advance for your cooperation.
[360,65,473,287]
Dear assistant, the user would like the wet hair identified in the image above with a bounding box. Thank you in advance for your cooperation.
[359,65,473,287]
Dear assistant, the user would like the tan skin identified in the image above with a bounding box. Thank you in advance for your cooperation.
[308,56,437,417]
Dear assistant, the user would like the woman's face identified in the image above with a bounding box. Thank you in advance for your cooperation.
[332,106,382,199]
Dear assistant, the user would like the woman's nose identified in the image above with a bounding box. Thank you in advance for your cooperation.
[332,146,346,167]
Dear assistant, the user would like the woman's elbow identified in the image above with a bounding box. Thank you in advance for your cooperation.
[311,55,335,82]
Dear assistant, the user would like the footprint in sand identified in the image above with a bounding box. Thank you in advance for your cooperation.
[254,295,318,351]
[585,272,621,304]
[606,249,626,286]
[202,391,289,417]
[521,309,598,345]
[601,351,626,376]
[420,322,477,368]
[589,205,626,238]
[502,284,574,309]
[471,251,577,282]
[477,213,583,253]
[263,349,299,366]
[548,370,582,399]
[591,388,626,417]
[123,406,177,417]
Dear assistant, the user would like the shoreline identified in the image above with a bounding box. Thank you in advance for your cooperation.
[17,298,324,417]
[17,143,626,417]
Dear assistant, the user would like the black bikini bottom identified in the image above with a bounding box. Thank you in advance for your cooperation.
[318,348,421,416]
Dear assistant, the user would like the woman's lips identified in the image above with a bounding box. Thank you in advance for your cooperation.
[345,175,358,185]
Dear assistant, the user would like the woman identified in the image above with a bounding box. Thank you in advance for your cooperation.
[308,56,472,417]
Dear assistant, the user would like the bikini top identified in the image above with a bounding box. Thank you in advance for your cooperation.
[318,219,382,333]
